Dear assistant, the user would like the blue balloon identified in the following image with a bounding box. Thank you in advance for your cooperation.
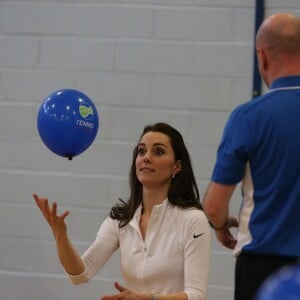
[37,89,99,160]
[256,264,300,300]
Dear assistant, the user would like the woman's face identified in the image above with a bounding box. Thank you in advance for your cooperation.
[135,131,181,188]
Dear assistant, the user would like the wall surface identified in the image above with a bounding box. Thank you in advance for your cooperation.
[0,1,299,299]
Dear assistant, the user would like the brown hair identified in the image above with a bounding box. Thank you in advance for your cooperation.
[109,122,202,228]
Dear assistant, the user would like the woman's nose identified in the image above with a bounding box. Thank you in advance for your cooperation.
[143,151,151,162]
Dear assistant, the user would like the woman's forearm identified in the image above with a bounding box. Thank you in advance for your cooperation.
[55,233,85,275]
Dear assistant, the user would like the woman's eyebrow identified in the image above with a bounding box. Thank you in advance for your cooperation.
[137,142,168,148]
[153,143,168,148]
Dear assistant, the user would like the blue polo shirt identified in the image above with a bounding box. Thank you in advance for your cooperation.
[212,76,300,257]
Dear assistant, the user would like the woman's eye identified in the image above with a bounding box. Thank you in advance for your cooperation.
[155,148,164,155]
[138,148,146,155]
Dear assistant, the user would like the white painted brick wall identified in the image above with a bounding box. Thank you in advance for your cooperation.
[0,1,299,299]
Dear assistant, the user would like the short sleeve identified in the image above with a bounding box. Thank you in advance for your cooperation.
[212,106,253,185]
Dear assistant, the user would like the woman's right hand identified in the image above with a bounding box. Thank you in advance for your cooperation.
[33,193,70,241]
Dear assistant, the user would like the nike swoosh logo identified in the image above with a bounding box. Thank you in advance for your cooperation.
[193,233,204,238]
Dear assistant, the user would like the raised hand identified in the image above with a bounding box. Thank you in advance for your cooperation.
[33,193,70,240]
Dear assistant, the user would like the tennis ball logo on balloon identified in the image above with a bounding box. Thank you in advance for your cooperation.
[37,89,99,160]
[76,105,96,128]
[79,105,94,119]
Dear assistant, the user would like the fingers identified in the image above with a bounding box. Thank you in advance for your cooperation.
[223,236,237,249]
[33,193,49,210]
[33,194,49,216]
[101,294,122,300]
[101,282,128,300]
[52,201,57,216]
[33,193,69,221]
[228,216,239,227]
[216,229,237,249]
[114,281,125,292]
[33,193,44,209]
[59,210,70,221]
[43,199,51,218]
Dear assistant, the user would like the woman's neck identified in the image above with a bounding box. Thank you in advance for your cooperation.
[142,186,168,214]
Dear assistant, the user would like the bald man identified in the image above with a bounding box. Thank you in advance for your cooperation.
[203,13,300,300]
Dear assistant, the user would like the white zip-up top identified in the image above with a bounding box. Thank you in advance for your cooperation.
[68,199,211,300]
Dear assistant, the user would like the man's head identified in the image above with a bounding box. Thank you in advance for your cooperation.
[255,13,300,87]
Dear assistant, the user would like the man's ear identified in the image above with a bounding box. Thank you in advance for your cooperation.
[257,47,268,70]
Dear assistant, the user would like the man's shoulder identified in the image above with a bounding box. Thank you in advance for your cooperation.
[230,92,274,119]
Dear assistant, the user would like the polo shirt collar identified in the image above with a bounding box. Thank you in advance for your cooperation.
[270,75,300,90]
[129,198,169,232]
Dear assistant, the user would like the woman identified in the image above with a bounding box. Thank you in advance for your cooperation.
[34,122,211,300]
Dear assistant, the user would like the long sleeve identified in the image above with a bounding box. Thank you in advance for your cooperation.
[182,210,211,300]
[67,216,119,285]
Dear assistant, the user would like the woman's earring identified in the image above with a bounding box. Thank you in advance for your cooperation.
[172,173,175,179]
